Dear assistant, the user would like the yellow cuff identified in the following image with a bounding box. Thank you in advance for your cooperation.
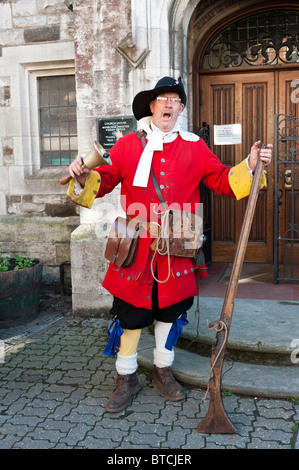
[67,170,101,208]
[228,159,267,200]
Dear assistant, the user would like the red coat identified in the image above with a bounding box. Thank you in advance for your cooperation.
[94,132,234,309]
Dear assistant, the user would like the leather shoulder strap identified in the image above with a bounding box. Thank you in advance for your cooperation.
[136,129,147,147]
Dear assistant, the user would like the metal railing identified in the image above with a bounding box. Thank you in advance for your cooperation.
[274,112,299,282]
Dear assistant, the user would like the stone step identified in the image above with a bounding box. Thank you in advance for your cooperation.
[137,297,299,399]
[183,297,299,356]
[137,333,299,399]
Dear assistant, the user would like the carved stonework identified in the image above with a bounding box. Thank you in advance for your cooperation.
[194,0,241,31]
[115,32,150,68]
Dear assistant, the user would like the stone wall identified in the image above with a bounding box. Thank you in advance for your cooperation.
[0,0,78,285]
[0,215,78,283]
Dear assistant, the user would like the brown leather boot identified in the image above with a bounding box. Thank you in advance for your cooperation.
[152,366,186,401]
[106,372,141,413]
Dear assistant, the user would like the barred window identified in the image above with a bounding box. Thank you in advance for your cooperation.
[38,75,78,166]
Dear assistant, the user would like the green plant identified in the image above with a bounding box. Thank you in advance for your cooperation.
[0,254,37,272]
[287,396,299,405]
[222,391,235,397]
[12,254,36,270]
[0,255,10,272]
[291,424,298,448]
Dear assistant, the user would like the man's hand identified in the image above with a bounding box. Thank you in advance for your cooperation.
[248,141,273,172]
[69,154,91,187]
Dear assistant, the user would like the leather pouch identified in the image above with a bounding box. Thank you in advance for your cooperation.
[158,209,204,258]
[104,217,143,267]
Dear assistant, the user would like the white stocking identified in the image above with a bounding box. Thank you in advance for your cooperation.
[153,320,175,368]
[115,352,138,375]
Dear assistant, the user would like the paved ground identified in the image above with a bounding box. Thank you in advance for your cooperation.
[0,312,298,451]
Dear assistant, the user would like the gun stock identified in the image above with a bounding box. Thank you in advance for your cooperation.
[197,318,236,433]
[197,368,236,434]
[197,145,265,434]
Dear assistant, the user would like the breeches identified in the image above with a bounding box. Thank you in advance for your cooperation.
[110,276,194,330]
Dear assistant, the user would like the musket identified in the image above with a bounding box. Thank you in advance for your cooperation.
[197,144,266,434]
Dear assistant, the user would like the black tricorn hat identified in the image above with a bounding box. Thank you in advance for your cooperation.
[132,76,187,121]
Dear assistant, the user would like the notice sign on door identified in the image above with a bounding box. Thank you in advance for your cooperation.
[214,124,242,145]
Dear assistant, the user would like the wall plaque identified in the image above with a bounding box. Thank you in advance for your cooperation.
[97,116,137,150]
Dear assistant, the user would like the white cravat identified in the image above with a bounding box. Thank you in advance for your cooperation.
[133,117,199,187]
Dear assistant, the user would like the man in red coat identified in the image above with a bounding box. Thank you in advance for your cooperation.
[68,77,272,413]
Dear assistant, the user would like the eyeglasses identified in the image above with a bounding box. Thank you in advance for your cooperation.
[155,96,181,103]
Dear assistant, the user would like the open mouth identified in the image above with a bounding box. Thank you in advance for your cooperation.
[162,112,172,119]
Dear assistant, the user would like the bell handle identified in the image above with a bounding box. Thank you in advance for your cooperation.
[59,161,88,185]
[59,174,73,185]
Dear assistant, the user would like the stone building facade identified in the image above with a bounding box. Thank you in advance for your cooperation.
[0,0,205,313]
[1,0,298,314]
[0,0,77,285]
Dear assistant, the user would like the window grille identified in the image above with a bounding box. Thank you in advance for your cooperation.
[201,10,299,69]
[38,75,77,166]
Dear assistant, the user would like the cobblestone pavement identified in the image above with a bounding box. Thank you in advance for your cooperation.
[0,317,298,450]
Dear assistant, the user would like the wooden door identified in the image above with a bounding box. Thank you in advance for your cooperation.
[199,71,275,262]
